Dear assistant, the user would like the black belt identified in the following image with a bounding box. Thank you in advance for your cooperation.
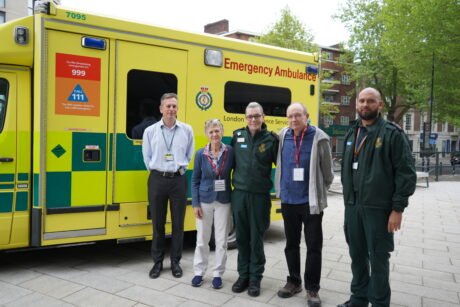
[152,170,182,178]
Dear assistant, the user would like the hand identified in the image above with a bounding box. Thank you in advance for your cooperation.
[387,210,403,233]
[194,207,203,219]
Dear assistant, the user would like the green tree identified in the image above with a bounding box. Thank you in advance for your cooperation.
[254,6,338,117]
[336,0,460,125]
[382,0,460,125]
[336,0,414,123]
[253,6,316,53]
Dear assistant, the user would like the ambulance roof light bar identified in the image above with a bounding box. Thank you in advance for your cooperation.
[34,0,61,15]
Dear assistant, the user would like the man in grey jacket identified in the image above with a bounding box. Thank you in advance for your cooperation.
[274,102,334,307]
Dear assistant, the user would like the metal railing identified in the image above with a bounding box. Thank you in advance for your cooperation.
[331,151,459,181]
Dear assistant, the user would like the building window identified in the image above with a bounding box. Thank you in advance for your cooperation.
[0,78,9,133]
[323,93,335,103]
[126,69,177,139]
[322,69,336,82]
[323,116,333,126]
[322,51,333,61]
[341,74,350,85]
[405,114,412,131]
[341,96,350,105]
[340,116,349,126]
[0,0,5,8]
[0,12,5,24]
[224,81,291,116]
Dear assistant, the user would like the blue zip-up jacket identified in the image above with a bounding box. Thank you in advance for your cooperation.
[191,145,235,208]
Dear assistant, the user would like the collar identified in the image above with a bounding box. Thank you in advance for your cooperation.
[357,115,384,133]
[160,118,178,130]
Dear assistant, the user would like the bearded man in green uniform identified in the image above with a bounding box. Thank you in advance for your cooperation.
[230,102,278,297]
[338,88,416,307]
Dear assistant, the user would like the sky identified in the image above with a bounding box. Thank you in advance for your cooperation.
[59,0,349,47]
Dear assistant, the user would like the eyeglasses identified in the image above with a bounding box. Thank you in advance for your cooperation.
[245,114,262,120]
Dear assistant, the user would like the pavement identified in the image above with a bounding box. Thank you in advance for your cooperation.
[0,181,459,307]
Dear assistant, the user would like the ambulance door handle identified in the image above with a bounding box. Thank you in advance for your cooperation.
[0,157,14,162]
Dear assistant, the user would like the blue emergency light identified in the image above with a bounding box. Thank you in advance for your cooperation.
[82,37,106,50]
[306,66,318,74]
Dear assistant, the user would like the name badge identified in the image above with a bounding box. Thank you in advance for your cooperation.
[164,153,174,161]
[240,144,248,148]
[352,162,358,170]
[293,168,304,181]
[237,137,245,143]
[214,179,226,192]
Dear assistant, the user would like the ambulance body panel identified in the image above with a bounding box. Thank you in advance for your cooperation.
[0,1,319,250]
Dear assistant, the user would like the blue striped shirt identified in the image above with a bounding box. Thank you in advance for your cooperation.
[142,119,194,172]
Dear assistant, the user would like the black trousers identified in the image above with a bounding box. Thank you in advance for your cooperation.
[281,203,323,291]
[148,171,187,264]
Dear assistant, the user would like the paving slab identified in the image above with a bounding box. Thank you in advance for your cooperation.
[0,181,459,306]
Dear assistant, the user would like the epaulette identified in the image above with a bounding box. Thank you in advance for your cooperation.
[387,121,404,132]
[233,127,245,135]
[270,130,279,141]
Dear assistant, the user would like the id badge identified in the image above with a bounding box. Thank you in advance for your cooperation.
[293,168,304,181]
[164,153,174,161]
[237,137,245,143]
[352,162,358,170]
[214,179,226,192]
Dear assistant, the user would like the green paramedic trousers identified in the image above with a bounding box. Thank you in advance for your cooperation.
[344,205,394,307]
[232,189,271,281]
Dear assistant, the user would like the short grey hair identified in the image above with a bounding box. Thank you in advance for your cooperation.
[245,102,264,115]
[204,118,224,135]
[287,102,308,115]
[160,93,178,106]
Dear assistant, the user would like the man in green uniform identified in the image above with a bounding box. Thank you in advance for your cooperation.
[338,88,416,307]
[231,102,278,297]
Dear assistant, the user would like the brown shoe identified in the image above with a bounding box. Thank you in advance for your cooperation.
[277,281,302,298]
[307,290,321,307]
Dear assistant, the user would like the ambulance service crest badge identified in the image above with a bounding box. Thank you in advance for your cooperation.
[196,86,213,111]
[259,143,266,153]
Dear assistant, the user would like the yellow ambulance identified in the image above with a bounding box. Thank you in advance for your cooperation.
[0,0,320,250]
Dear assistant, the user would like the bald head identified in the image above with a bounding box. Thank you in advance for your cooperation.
[357,87,383,125]
[287,102,308,115]
[358,88,382,101]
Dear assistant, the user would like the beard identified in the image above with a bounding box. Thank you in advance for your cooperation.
[358,108,379,121]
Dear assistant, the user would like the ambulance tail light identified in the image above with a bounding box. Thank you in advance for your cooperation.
[204,49,223,67]
[14,26,29,45]
[82,37,107,50]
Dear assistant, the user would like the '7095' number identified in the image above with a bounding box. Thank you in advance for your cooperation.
[65,12,87,21]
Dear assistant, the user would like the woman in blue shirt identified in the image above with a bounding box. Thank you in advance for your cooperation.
[191,119,234,289]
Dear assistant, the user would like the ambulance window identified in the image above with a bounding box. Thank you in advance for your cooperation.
[224,81,291,116]
[126,69,177,139]
[0,78,9,133]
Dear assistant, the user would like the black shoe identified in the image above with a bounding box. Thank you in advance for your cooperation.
[248,280,261,297]
[337,300,359,307]
[171,262,183,278]
[231,278,249,293]
[149,262,162,279]
[277,281,302,298]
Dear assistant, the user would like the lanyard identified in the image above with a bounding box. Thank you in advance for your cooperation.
[293,126,308,167]
[204,144,228,178]
[354,127,367,159]
[161,125,176,152]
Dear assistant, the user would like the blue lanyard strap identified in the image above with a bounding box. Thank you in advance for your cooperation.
[161,126,176,152]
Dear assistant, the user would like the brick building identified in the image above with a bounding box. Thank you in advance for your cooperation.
[319,44,356,153]
[402,110,459,154]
